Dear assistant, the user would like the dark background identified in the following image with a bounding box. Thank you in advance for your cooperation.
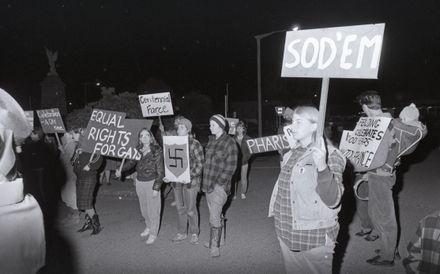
[1,0,439,114]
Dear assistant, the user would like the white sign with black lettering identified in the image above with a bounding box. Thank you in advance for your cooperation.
[139,92,174,117]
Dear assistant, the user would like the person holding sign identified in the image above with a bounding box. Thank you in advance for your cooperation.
[268,106,346,274]
[202,114,238,257]
[355,91,427,267]
[233,121,251,200]
[163,117,204,244]
[116,128,164,245]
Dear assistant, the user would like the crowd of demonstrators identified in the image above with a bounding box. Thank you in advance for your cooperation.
[71,130,104,235]
[163,117,204,244]
[201,114,238,257]
[268,106,346,273]
[233,121,251,200]
[116,128,164,245]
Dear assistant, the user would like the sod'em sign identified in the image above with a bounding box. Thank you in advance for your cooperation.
[139,92,174,117]
[281,24,385,79]
[339,116,392,172]
[36,108,66,133]
[163,136,190,183]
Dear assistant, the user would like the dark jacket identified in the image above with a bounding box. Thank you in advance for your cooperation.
[72,150,103,178]
[122,146,164,191]
[234,134,251,165]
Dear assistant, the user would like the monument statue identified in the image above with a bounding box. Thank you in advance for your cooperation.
[45,47,58,76]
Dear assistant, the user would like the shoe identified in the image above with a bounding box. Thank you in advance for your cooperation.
[189,234,199,245]
[140,228,150,237]
[77,214,93,232]
[233,196,237,200]
[241,194,246,199]
[146,235,157,245]
[366,255,394,267]
[172,233,187,243]
[374,249,401,260]
[90,214,102,235]
[365,234,379,241]
[170,201,177,207]
[355,229,372,237]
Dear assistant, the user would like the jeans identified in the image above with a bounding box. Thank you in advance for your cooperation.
[135,179,161,237]
[206,184,227,227]
[278,236,334,274]
[368,172,398,260]
[174,183,199,235]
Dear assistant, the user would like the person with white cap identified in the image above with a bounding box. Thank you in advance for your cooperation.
[163,116,204,245]
[202,114,238,257]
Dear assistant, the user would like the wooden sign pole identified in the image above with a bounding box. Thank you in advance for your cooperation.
[316,77,330,142]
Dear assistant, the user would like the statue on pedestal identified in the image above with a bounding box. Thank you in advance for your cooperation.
[45,47,58,76]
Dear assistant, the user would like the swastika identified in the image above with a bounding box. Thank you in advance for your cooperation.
[168,148,184,168]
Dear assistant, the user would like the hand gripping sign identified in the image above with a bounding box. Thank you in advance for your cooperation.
[163,136,190,183]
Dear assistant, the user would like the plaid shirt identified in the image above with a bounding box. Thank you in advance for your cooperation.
[274,145,345,251]
[404,211,440,274]
[188,135,204,188]
[202,133,238,194]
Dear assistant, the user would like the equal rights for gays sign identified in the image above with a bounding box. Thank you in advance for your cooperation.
[339,116,392,172]
[80,109,152,160]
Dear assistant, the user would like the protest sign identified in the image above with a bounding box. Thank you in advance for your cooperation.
[163,136,190,183]
[226,118,239,135]
[24,111,34,130]
[281,23,385,79]
[36,108,66,133]
[138,92,174,117]
[339,116,392,171]
[246,134,290,154]
[120,119,153,160]
[80,109,138,159]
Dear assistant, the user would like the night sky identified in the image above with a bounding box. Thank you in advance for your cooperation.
[1,0,439,112]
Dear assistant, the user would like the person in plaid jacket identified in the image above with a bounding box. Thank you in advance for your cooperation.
[202,114,238,257]
[268,106,346,274]
[164,117,204,245]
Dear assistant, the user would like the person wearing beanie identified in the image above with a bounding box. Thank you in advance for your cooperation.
[399,103,421,127]
[202,114,238,257]
[163,116,204,245]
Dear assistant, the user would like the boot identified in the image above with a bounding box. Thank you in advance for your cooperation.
[209,226,222,257]
[91,214,102,235]
[77,214,92,232]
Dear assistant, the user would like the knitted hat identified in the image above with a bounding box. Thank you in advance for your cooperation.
[176,117,192,132]
[399,103,420,122]
[210,114,227,131]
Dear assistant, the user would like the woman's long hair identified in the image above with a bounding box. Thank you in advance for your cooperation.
[136,128,160,156]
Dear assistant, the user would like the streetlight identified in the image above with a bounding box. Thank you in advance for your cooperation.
[83,80,102,106]
[255,25,299,137]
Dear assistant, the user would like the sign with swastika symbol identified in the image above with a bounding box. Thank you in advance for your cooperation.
[163,136,190,183]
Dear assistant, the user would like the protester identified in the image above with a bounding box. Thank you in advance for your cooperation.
[100,156,120,185]
[403,210,440,274]
[116,128,164,245]
[356,91,427,266]
[353,172,378,240]
[72,130,104,235]
[268,106,346,274]
[202,114,238,257]
[163,117,204,244]
[233,120,251,199]
[20,127,55,207]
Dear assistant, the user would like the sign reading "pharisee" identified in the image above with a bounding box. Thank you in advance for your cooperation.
[281,23,385,79]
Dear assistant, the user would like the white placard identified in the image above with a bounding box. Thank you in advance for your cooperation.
[138,92,174,117]
[163,136,190,183]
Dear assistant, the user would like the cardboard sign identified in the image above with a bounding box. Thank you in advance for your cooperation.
[226,118,239,135]
[281,23,385,79]
[339,116,392,171]
[80,109,139,159]
[163,136,190,183]
[246,135,290,154]
[36,108,66,133]
[24,111,34,130]
[139,92,174,117]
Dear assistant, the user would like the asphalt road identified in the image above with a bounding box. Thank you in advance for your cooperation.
[40,145,440,274]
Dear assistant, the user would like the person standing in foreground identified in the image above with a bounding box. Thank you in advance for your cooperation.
[233,121,251,199]
[116,128,164,245]
[164,117,204,244]
[202,114,238,257]
[268,106,346,274]
[72,131,104,235]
